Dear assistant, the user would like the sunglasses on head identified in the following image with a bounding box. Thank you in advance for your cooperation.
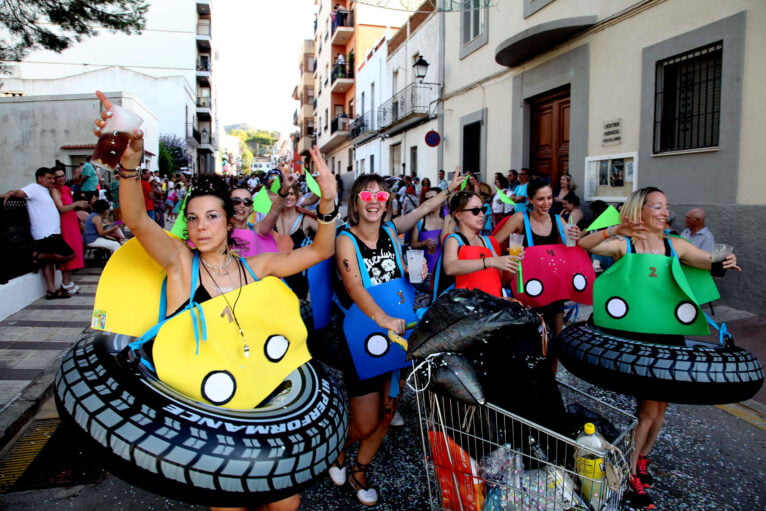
[231,198,253,206]
[358,190,390,203]
[460,207,485,216]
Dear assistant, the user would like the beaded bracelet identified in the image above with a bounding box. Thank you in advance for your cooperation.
[115,166,140,179]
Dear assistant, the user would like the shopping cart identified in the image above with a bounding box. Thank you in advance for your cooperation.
[414,378,637,511]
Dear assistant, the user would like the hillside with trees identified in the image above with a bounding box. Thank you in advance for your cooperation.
[225,126,279,170]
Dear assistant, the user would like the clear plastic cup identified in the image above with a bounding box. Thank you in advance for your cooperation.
[406,249,425,283]
[508,233,524,256]
[93,104,144,171]
[711,243,733,277]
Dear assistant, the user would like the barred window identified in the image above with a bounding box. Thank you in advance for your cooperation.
[653,42,722,153]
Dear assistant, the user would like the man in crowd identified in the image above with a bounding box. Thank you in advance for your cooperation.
[76,155,100,201]
[1,167,76,299]
[510,168,530,213]
[681,208,715,252]
[437,169,448,191]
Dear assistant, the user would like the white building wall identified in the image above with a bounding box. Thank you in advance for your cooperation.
[0,93,159,191]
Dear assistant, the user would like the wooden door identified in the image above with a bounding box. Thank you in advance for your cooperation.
[530,87,570,183]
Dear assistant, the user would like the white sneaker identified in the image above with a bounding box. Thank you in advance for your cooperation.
[390,410,404,426]
[328,464,347,486]
[355,487,378,507]
[62,282,80,295]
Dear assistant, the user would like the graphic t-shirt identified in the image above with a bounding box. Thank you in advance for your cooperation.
[350,226,401,286]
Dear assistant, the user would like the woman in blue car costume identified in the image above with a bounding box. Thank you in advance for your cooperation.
[94,92,338,511]
[577,187,740,510]
[329,172,461,506]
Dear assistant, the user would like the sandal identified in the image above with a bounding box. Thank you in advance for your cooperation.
[348,461,378,506]
[328,457,347,487]
[45,288,71,300]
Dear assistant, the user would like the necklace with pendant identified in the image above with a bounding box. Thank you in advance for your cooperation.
[201,256,250,358]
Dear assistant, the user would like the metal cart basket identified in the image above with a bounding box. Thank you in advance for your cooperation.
[414,379,637,511]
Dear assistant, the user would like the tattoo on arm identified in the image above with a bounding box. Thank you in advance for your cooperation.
[342,258,351,272]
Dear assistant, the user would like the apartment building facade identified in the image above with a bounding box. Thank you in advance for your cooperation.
[353,4,441,183]
[311,0,414,183]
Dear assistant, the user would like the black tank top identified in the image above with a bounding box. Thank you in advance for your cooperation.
[527,212,561,246]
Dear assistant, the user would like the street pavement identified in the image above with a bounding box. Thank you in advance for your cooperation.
[0,266,764,510]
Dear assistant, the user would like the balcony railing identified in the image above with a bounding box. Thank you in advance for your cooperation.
[331,64,354,83]
[197,96,211,108]
[331,114,349,134]
[331,9,354,34]
[350,110,376,139]
[197,59,212,72]
[378,83,433,130]
[192,127,202,144]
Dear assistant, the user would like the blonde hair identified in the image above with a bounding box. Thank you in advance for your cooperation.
[620,187,664,224]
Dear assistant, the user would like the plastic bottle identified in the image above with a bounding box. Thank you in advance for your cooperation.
[575,423,607,511]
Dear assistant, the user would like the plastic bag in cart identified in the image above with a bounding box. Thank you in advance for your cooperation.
[485,467,588,511]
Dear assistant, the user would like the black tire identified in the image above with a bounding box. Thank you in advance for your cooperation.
[556,322,764,404]
[55,332,348,507]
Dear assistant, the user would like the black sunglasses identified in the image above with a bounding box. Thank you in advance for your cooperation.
[231,198,253,206]
[460,207,485,216]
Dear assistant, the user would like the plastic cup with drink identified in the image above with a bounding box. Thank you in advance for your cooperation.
[406,249,425,284]
[507,233,524,257]
[711,243,734,277]
[93,104,144,171]
[565,216,578,247]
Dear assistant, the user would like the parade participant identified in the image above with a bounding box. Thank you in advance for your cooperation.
[229,181,294,257]
[329,171,461,506]
[93,91,338,511]
[577,187,740,509]
[409,187,446,282]
[51,167,89,294]
[495,179,592,338]
[440,190,520,298]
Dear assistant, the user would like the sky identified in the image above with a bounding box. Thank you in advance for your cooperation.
[214,1,316,137]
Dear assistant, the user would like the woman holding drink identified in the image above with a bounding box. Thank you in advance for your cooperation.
[439,190,521,298]
[92,91,338,511]
[577,186,740,509]
[495,179,580,337]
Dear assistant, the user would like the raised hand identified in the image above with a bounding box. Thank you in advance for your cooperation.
[308,145,337,203]
[93,91,143,170]
[449,167,463,193]
[280,171,298,195]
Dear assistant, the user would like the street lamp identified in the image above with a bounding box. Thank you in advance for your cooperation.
[413,56,429,82]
